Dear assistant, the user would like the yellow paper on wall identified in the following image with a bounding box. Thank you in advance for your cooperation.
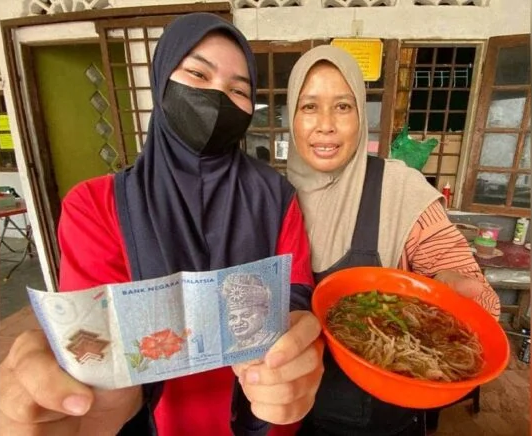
[0,133,14,150]
[0,114,10,132]
[331,39,383,82]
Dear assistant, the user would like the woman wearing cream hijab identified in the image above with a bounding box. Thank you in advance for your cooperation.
[287,45,500,435]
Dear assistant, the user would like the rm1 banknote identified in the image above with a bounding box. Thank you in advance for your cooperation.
[28,255,291,389]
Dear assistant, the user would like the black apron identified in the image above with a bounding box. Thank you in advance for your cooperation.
[298,156,425,436]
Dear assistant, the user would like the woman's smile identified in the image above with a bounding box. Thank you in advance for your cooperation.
[311,142,341,158]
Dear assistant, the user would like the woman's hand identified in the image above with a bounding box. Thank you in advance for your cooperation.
[433,270,483,299]
[0,329,142,436]
[232,310,324,425]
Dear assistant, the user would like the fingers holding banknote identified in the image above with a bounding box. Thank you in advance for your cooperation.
[233,310,324,425]
[0,329,142,435]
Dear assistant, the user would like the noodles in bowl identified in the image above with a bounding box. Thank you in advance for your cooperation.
[327,291,484,382]
[312,267,510,408]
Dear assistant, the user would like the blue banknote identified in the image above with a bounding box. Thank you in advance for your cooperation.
[27,255,291,389]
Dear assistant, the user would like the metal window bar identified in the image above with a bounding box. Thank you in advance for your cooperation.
[123,28,144,156]
[434,69,450,87]
[394,46,476,195]
[414,70,431,88]
[246,41,315,171]
[109,27,159,161]
[436,47,457,189]
[452,68,469,88]
[421,48,438,136]
[96,14,222,168]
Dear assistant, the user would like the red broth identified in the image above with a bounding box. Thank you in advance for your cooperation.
[326,291,484,382]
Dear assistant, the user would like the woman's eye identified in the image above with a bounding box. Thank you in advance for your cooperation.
[186,69,206,80]
[232,88,250,99]
[337,103,352,111]
[301,103,316,111]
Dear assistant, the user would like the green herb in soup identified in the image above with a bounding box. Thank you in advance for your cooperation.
[327,290,484,382]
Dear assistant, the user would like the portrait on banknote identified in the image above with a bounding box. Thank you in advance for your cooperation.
[220,273,280,353]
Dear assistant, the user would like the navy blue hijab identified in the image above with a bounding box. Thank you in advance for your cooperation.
[115,13,294,282]
[115,14,299,435]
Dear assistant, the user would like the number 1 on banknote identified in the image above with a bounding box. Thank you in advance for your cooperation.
[192,335,205,354]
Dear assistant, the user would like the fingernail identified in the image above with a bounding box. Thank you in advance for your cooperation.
[246,370,259,384]
[266,351,285,369]
[62,395,90,415]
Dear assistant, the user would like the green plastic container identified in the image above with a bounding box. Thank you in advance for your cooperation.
[474,236,497,256]
[0,195,16,209]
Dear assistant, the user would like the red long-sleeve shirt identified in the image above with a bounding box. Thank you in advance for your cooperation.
[58,175,313,436]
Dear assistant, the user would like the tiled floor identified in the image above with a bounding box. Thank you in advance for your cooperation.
[433,336,530,436]
[1,237,46,319]
[0,244,529,435]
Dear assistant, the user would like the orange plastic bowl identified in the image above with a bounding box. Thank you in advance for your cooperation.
[311,267,510,409]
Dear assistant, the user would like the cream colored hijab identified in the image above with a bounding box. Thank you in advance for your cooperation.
[287,45,442,272]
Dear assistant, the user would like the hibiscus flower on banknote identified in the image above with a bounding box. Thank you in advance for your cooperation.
[126,328,191,372]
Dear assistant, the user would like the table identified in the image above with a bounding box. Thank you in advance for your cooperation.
[0,202,35,281]
[475,241,530,330]
[475,241,530,270]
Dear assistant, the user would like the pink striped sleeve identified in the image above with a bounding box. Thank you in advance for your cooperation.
[399,201,501,319]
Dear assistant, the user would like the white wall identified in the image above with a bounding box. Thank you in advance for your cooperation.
[110,0,532,40]
[235,0,530,41]
[0,0,529,291]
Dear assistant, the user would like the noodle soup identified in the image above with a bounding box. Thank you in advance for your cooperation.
[327,290,484,382]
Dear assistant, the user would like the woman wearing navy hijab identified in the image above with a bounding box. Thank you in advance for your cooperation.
[0,13,323,436]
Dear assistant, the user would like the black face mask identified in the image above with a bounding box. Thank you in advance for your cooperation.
[162,80,252,156]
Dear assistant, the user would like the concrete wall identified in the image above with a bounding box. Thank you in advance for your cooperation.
[110,0,532,40]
